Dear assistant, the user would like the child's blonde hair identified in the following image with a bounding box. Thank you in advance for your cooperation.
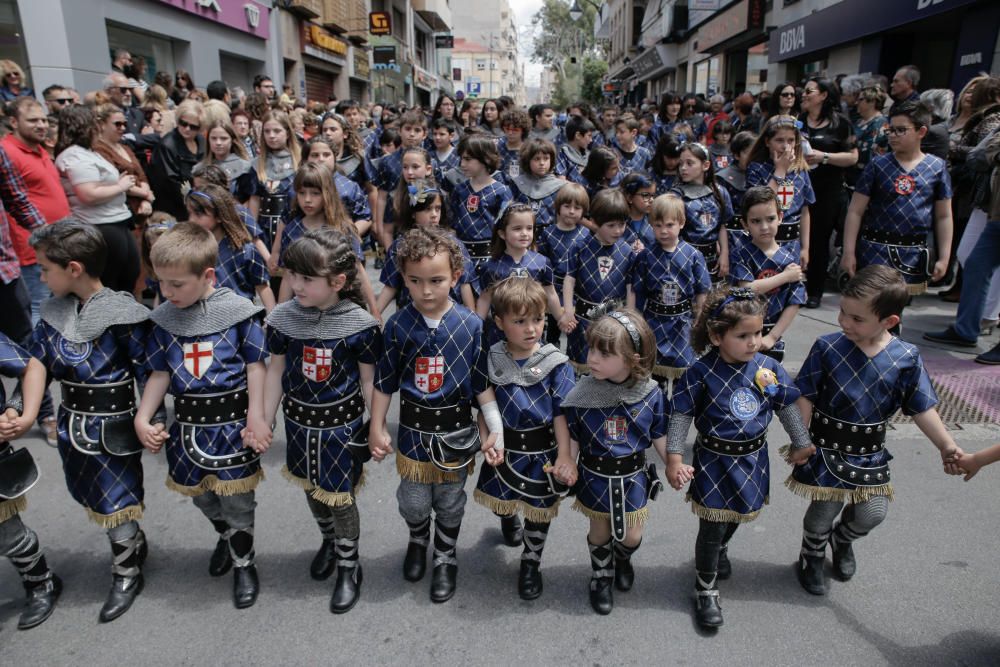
[150,222,218,276]
[492,276,547,319]
[255,110,301,183]
[585,308,656,383]
[650,193,686,225]
[185,184,251,249]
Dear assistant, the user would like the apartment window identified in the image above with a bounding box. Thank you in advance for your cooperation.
[392,7,405,41]
[416,31,427,68]
[476,59,486,71]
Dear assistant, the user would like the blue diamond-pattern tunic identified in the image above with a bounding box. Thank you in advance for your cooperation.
[746,161,816,257]
[632,241,711,372]
[379,232,473,310]
[448,179,513,290]
[616,146,652,176]
[565,236,636,364]
[729,242,806,356]
[672,350,800,522]
[670,184,733,279]
[373,149,404,227]
[537,224,590,302]
[854,153,952,287]
[215,237,270,301]
[789,332,937,502]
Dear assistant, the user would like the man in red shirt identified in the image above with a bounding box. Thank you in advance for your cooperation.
[2,97,71,445]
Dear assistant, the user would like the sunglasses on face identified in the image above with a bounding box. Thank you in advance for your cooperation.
[178,120,201,131]
[780,92,796,98]
[49,98,73,104]
[117,87,131,94]
[113,121,128,128]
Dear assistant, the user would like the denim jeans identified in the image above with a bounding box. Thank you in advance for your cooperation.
[954,218,1000,341]
[20,263,50,326]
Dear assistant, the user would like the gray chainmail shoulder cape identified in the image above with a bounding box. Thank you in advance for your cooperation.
[559,144,588,169]
[337,153,362,176]
[676,182,713,199]
[40,288,151,344]
[512,173,566,200]
[561,375,659,408]
[150,288,262,337]
[266,299,377,340]
[265,150,296,183]
[216,153,253,181]
[488,342,569,387]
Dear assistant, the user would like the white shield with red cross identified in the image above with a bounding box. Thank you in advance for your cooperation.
[597,256,615,280]
[183,342,214,379]
[894,174,915,196]
[302,346,333,382]
[604,416,627,441]
[415,355,445,393]
[776,183,795,211]
[465,194,480,213]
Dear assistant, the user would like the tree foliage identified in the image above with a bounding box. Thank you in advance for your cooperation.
[581,57,608,104]
[531,0,602,101]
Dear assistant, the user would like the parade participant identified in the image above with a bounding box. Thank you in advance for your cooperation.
[448,134,513,291]
[473,277,576,599]
[716,131,757,250]
[555,115,594,185]
[729,187,806,362]
[191,164,271,265]
[139,212,174,306]
[529,104,560,145]
[253,111,300,251]
[374,110,428,249]
[613,117,652,176]
[708,121,734,173]
[302,136,373,238]
[135,222,270,610]
[29,221,156,622]
[184,185,274,311]
[628,193,710,391]
[258,229,381,613]
[0,331,60,629]
[478,99,504,138]
[319,112,371,193]
[498,109,531,184]
[559,189,635,372]
[197,119,259,207]
[578,146,621,200]
[509,138,565,232]
[670,142,733,282]
[563,307,682,614]
[376,178,474,313]
[651,135,682,195]
[746,116,815,266]
[620,173,656,252]
[475,204,562,345]
[668,285,811,629]
[430,119,461,195]
[368,227,502,603]
[786,265,963,595]
[841,101,952,295]
[536,183,590,348]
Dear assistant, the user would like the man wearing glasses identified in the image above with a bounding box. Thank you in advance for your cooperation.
[103,72,156,152]
[42,85,74,116]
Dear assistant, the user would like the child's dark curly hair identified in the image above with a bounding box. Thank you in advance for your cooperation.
[396,226,465,276]
[282,227,364,306]
[691,285,767,354]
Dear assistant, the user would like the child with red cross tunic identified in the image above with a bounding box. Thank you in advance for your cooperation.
[369,227,503,604]
[135,222,270,610]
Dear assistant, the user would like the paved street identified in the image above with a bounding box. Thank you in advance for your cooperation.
[2,281,999,665]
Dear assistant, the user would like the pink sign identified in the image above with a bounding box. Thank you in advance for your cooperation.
[157,0,270,39]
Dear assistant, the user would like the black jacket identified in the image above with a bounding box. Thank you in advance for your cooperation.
[146,129,204,220]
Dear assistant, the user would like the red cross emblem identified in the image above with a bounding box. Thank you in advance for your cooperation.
[465,194,480,213]
[775,183,795,211]
[415,355,445,393]
[183,342,214,379]
[302,346,333,382]
[894,174,915,196]
[597,256,615,280]
[604,416,627,441]
[757,267,780,297]
[716,155,730,169]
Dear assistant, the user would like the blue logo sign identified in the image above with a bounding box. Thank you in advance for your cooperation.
[58,339,92,364]
[729,387,760,421]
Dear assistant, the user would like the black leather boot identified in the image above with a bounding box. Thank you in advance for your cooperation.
[329,537,362,614]
[310,539,337,581]
[430,563,458,603]
[612,540,638,592]
[430,520,461,603]
[9,529,61,630]
[695,571,723,628]
[716,546,732,580]
[99,530,145,623]
[229,528,259,609]
[19,575,62,630]
[499,514,523,547]
[797,554,828,595]
[831,539,856,581]
[518,560,542,600]
[588,539,614,615]
[403,518,430,582]
[209,520,232,577]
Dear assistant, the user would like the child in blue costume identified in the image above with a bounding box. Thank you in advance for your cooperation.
[253,111,299,251]
[559,189,635,373]
[430,118,461,192]
[651,135,681,195]
[30,221,157,623]
[668,285,811,629]
[135,222,270,610]
[199,119,259,207]
[746,115,815,266]
[537,183,590,348]
[0,330,59,629]
[729,187,806,362]
[670,142,733,283]
[716,131,758,253]
[613,118,652,176]
[628,194,710,388]
[374,110,428,249]
[376,178,475,313]
[498,108,531,185]
[562,308,686,615]
[555,115,594,185]
[842,101,953,295]
[300,136,373,239]
[620,173,656,253]
[475,204,562,346]
[474,278,576,600]
[509,138,566,232]
[260,229,381,614]
[785,265,964,595]
[369,227,504,604]
[448,134,513,291]
[578,146,622,200]
[184,185,275,312]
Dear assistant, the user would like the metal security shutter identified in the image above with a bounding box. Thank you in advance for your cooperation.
[220,54,252,91]
[305,67,335,104]
[349,79,366,102]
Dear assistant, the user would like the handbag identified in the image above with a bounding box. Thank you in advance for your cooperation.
[427,424,480,472]
[0,445,39,500]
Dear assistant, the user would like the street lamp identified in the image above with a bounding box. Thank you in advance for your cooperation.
[569,0,601,22]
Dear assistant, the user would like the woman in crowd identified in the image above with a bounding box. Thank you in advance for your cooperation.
[0,60,34,101]
[146,99,206,220]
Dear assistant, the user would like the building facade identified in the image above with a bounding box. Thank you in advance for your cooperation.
[449,0,525,105]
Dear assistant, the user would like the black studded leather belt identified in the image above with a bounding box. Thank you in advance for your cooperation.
[61,379,135,416]
[776,221,800,242]
[175,387,248,426]
[646,298,691,317]
[283,391,364,429]
[503,424,555,453]
[464,239,491,259]
[697,433,767,457]
[579,451,646,477]
[399,398,472,434]
[861,229,924,247]
[259,194,289,216]
[810,410,887,454]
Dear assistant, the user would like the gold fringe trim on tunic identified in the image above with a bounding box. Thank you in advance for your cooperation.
[784,476,894,504]
[166,468,265,497]
[653,364,685,380]
[86,503,144,529]
[686,495,765,524]
[280,466,357,507]
[473,489,559,523]
[571,499,648,528]
[395,452,472,484]
[908,282,926,296]
[0,495,27,522]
